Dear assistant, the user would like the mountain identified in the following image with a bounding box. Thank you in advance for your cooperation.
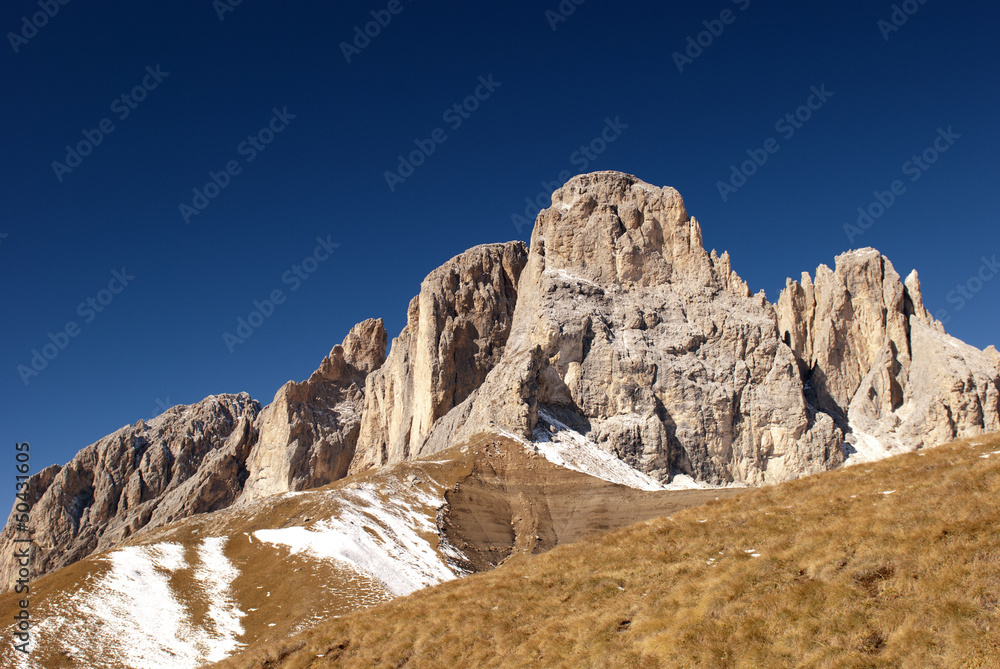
[353,171,999,484]
[2,171,998,666]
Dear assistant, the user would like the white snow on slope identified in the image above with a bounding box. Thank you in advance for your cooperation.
[843,428,896,466]
[499,409,704,491]
[16,537,245,669]
[193,537,246,662]
[253,484,462,596]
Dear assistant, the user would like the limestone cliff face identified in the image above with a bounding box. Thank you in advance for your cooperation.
[241,318,387,502]
[350,242,528,473]
[0,393,259,591]
[776,249,1000,454]
[422,172,842,485]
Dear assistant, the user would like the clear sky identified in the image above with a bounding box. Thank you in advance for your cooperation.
[3,1,999,488]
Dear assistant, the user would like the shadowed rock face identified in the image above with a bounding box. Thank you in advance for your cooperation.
[0,392,260,592]
[777,249,1000,451]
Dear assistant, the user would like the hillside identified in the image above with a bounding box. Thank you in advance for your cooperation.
[213,431,1000,669]
[0,434,733,668]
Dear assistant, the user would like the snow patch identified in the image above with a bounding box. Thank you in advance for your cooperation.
[843,428,896,465]
[496,416,670,492]
[253,484,461,596]
[193,537,246,662]
[545,267,600,289]
[20,538,245,669]
[530,409,708,491]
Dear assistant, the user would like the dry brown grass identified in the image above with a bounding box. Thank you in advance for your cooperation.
[213,433,1000,669]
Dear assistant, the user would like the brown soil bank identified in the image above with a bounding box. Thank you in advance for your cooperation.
[444,434,739,571]
[212,432,1000,669]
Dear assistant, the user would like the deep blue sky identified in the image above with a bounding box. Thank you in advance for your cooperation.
[3,1,998,488]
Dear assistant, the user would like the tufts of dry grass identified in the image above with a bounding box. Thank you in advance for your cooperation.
[213,433,1000,669]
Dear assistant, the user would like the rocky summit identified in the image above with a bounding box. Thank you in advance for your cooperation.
[3,171,998,612]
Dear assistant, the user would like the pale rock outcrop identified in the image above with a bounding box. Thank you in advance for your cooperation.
[0,393,259,591]
[424,172,842,485]
[241,318,387,502]
[777,250,1000,453]
[350,242,528,472]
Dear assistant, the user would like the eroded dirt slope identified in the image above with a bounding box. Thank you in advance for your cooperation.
[444,434,738,571]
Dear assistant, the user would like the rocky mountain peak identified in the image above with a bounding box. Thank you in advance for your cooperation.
[530,171,714,288]
[777,248,999,453]
[310,317,387,386]
[240,318,388,503]
[350,241,529,472]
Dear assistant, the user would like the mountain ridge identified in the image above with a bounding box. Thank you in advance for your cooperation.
[3,171,998,604]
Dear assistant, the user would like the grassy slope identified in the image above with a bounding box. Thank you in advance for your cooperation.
[214,433,1000,669]
[0,436,731,667]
